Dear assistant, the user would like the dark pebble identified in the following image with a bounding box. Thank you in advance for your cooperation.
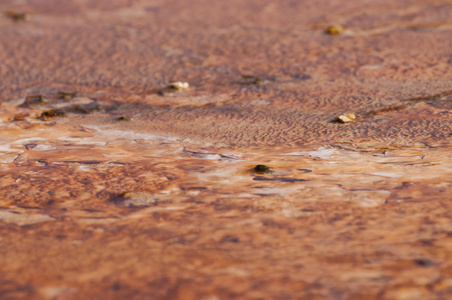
[254,164,271,174]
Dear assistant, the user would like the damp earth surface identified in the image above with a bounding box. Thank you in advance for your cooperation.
[1,0,452,299]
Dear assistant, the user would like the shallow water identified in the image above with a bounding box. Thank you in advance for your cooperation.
[1,0,452,299]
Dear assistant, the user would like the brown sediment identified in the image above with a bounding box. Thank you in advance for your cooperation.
[355,90,452,120]
[368,105,408,115]
[1,0,452,299]
[405,90,452,102]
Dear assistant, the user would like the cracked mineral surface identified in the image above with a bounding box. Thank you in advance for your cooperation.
[1,0,452,299]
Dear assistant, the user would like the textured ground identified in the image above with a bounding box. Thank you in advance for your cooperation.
[1,0,452,299]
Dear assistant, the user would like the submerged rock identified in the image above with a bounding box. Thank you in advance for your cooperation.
[253,164,271,174]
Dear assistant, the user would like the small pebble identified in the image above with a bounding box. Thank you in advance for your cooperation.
[413,259,435,267]
[254,165,271,174]
[12,114,28,121]
[116,116,132,121]
[40,109,65,121]
[241,74,261,84]
[336,113,356,123]
[168,81,189,91]
[326,25,345,35]
[4,11,31,21]
[58,91,77,99]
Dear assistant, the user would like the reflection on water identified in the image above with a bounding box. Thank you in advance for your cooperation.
[1,94,451,217]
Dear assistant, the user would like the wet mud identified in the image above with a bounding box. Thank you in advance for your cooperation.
[1,0,452,299]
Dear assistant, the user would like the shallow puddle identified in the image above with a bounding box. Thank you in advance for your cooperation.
[1,0,452,299]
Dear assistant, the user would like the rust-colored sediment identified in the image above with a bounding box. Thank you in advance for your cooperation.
[1,0,452,299]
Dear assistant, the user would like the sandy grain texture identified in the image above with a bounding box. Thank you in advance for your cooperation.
[1,0,452,299]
